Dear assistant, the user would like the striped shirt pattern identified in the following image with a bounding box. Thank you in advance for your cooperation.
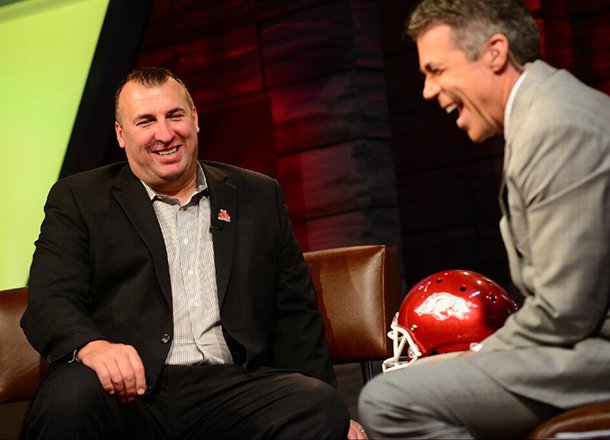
[141,165,233,365]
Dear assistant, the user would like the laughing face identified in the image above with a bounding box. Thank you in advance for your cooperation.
[115,78,200,196]
[416,24,505,143]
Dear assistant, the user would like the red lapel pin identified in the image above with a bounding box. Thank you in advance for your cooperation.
[217,209,231,223]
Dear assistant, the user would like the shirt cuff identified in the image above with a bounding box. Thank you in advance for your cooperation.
[68,348,81,363]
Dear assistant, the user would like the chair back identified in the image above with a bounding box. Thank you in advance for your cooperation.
[304,245,403,365]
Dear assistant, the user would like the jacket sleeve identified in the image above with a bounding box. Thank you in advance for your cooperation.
[269,180,337,386]
[21,179,106,364]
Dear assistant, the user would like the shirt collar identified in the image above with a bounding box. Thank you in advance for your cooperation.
[504,66,529,139]
[141,162,208,203]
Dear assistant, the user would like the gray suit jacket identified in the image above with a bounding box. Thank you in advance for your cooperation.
[468,60,610,409]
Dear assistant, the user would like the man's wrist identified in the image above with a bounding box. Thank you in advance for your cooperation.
[69,340,103,363]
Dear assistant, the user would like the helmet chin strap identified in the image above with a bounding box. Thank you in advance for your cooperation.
[382,314,423,373]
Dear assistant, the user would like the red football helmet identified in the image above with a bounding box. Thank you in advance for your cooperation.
[382,270,518,373]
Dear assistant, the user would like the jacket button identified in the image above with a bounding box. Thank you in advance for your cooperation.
[161,334,171,344]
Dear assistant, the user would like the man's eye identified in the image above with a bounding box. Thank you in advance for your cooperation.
[170,114,184,120]
[136,120,153,127]
[425,66,442,76]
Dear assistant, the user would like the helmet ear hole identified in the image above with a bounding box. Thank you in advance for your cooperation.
[459,284,467,292]
[487,293,497,302]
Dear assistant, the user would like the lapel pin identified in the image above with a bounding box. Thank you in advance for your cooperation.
[217,209,231,223]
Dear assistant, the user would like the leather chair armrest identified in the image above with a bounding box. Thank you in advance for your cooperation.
[528,401,610,439]
[0,287,47,404]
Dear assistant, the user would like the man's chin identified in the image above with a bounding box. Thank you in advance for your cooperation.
[147,169,192,189]
[466,128,496,143]
[468,134,487,143]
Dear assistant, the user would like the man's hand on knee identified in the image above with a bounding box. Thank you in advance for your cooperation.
[76,340,147,402]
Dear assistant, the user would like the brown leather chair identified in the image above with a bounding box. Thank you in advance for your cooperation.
[0,244,402,406]
[528,402,610,439]
[0,287,47,406]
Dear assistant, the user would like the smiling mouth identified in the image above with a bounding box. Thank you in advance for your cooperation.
[154,146,178,156]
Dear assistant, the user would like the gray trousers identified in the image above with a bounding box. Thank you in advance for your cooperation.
[358,353,560,439]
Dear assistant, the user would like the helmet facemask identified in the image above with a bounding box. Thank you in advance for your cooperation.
[382,313,423,373]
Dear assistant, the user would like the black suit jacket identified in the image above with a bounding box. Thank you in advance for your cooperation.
[21,161,336,388]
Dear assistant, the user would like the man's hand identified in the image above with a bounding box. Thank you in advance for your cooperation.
[348,419,368,440]
[76,340,147,402]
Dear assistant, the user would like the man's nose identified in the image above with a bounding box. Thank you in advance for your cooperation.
[155,119,174,142]
[422,76,441,101]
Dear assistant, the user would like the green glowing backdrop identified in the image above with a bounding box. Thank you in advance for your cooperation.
[0,0,109,290]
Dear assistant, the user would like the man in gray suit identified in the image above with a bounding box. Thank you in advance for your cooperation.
[358,0,610,438]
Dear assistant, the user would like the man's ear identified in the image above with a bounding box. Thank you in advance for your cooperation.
[115,121,126,149]
[485,33,510,72]
[192,106,200,133]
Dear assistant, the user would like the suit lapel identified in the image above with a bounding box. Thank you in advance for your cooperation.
[202,162,237,308]
[112,165,172,308]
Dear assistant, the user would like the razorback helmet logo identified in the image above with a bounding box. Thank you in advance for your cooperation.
[414,292,474,321]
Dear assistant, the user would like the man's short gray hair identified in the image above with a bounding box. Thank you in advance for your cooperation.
[406,0,540,66]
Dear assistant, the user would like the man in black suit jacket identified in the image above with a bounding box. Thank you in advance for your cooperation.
[21,66,358,439]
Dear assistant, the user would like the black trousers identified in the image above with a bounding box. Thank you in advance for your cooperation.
[26,362,349,439]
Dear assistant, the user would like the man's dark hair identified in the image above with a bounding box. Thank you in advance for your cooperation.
[406,0,540,66]
[114,66,195,123]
